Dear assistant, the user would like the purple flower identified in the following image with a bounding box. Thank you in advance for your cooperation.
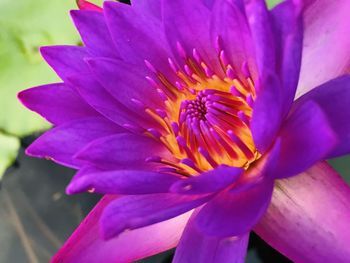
[18,0,350,262]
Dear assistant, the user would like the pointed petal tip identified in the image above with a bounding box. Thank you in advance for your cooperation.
[17,89,31,108]
[99,212,126,240]
[76,0,103,12]
[25,143,40,158]
[39,46,61,64]
[102,0,118,11]
[38,45,51,58]
[65,181,84,195]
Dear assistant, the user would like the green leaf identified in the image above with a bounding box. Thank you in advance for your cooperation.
[266,0,283,8]
[0,133,20,179]
[0,0,81,137]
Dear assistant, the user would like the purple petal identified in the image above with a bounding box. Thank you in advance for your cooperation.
[162,0,222,74]
[18,83,98,125]
[203,0,218,9]
[170,165,244,195]
[74,133,168,170]
[100,193,211,239]
[250,72,282,153]
[272,101,337,179]
[131,0,161,19]
[40,45,89,82]
[195,178,274,237]
[52,195,192,263]
[255,162,350,262]
[293,75,350,158]
[271,1,303,116]
[86,58,163,113]
[244,0,276,78]
[70,10,119,58]
[67,73,149,131]
[26,117,123,168]
[67,169,180,195]
[69,165,105,182]
[234,137,280,191]
[297,0,350,97]
[103,1,175,80]
[173,210,249,263]
[211,0,257,80]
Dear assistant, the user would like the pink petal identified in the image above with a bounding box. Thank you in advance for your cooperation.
[76,0,102,12]
[254,162,350,262]
[51,195,192,263]
[297,0,350,97]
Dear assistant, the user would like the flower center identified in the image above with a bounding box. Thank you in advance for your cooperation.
[181,91,209,122]
[140,42,260,176]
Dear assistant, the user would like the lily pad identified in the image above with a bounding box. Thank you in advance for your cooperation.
[0,0,103,179]
[0,0,84,137]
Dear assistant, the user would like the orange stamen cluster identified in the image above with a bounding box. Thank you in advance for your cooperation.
[141,41,260,176]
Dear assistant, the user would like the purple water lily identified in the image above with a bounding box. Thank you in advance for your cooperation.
[18,0,350,262]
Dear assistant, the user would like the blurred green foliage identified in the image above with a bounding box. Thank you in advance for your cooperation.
[0,0,80,137]
[267,0,282,8]
[0,134,20,179]
[0,0,103,178]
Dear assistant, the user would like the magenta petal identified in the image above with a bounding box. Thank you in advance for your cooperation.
[255,162,350,262]
[67,170,180,195]
[211,0,257,80]
[294,75,350,158]
[162,0,221,74]
[76,0,102,12]
[203,0,216,9]
[70,10,118,58]
[100,193,211,239]
[271,1,303,116]
[195,178,274,237]
[67,73,148,130]
[18,83,98,125]
[131,0,161,19]
[52,195,192,263]
[251,72,282,153]
[86,58,162,111]
[103,1,173,78]
[297,0,350,97]
[272,101,337,178]
[244,0,275,77]
[40,46,89,82]
[173,210,249,263]
[170,165,244,195]
[26,117,123,168]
